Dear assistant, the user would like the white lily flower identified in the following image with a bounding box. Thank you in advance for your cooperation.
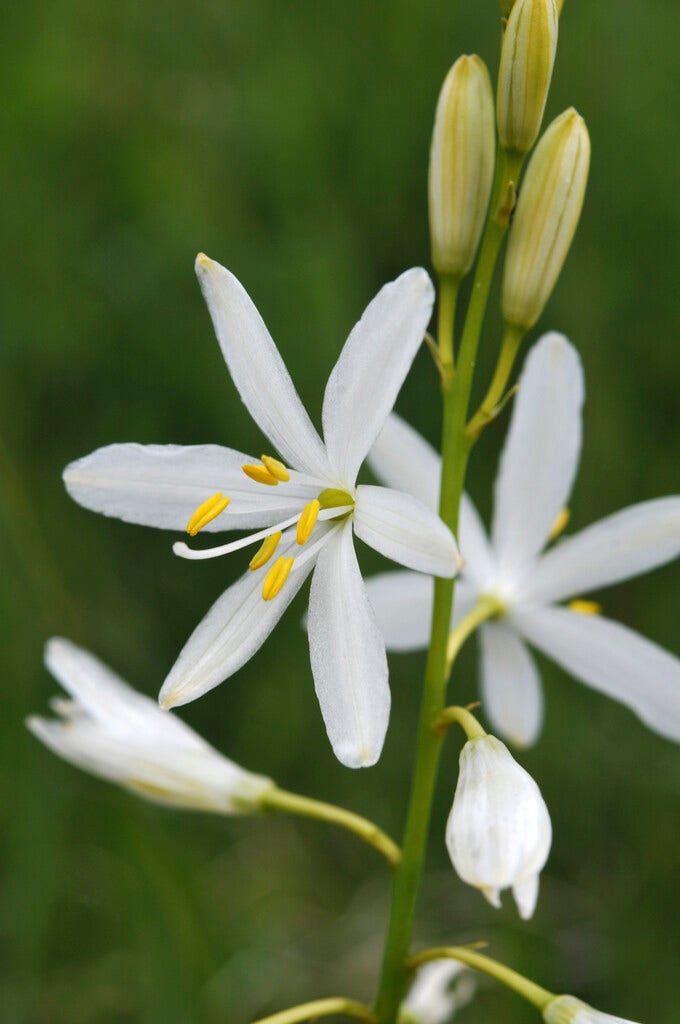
[446,734,551,918]
[63,256,460,768]
[400,959,476,1024]
[27,639,275,813]
[543,994,641,1024]
[366,332,680,747]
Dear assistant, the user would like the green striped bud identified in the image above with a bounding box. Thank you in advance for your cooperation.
[497,0,559,155]
[502,108,590,330]
[429,55,495,277]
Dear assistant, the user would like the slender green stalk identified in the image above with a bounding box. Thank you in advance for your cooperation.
[436,273,459,379]
[373,148,523,1024]
[250,997,376,1024]
[431,705,486,741]
[445,594,503,669]
[260,788,401,868]
[407,946,554,1011]
[466,323,525,438]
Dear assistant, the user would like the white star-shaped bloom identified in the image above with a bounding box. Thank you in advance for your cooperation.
[64,256,460,767]
[366,332,680,747]
[28,639,275,813]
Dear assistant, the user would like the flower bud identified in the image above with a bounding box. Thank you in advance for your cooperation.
[429,55,495,277]
[445,734,552,918]
[28,639,275,814]
[497,0,559,154]
[502,108,590,329]
[543,995,641,1024]
[400,960,476,1024]
[500,0,564,13]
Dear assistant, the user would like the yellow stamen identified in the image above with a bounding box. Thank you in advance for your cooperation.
[186,492,231,536]
[296,499,320,545]
[261,455,290,482]
[249,531,282,571]
[262,555,294,601]
[318,487,354,510]
[567,599,602,616]
[242,463,279,486]
[548,506,571,541]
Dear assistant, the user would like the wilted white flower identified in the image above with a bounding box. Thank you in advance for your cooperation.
[63,257,460,768]
[446,734,551,918]
[543,994,641,1024]
[28,639,274,813]
[367,333,680,748]
[400,960,476,1024]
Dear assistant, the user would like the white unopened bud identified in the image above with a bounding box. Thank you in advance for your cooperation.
[445,734,552,918]
[543,995,641,1024]
[502,108,590,329]
[400,960,476,1024]
[429,55,495,277]
[28,639,275,814]
[497,0,559,155]
[500,0,564,14]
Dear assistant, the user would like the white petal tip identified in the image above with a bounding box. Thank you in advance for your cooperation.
[195,252,215,273]
[334,743,381,769]
[481,886,502,909]
[513,875,539,919]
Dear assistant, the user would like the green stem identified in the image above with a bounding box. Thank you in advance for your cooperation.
[373,155,519,1018]
[431,706,486,741]
[437,273,459,378]
[445,594,503,670]
[250,997,376,1024]
[466,323,525,439]
[407,947,554,1011]
[260,788,401,868]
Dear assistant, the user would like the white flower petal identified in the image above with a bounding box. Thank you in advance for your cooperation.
[514,605,680,742]
[307,524,390,767]
[160,529,320,708]
[364,570,434,651]
[512,873,540,920]
[479,622,544,747]
[322,269,435,485]
[195,256,331,480]
[368,411,440,507]
[544,994,641,1024]
[354,485,460,577]
[523,497,680,604]
[63,443,319,532]
[491,333,584,579]
[44,638,147,727]
[459,492,496,590]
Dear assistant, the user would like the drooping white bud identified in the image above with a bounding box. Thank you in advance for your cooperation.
[502,107,590,329]
[400,960,476,1024]
[28,639,275,814]
[543,995,641,1024]
[497,0,559,155]
[445,734,552,918]
[429,55,495,277]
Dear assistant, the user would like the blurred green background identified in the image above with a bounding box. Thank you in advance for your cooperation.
[1,1,679,1021]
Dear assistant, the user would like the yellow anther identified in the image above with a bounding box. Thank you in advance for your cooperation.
[242,463,279,486]
[548,507,571,541]
[296,499,320,545]
[249,531,282,571]
[186,492,231,536]
[318,487,354,510]
[567,599,602,616]
[261,455,290,482]
[262,555,294,601]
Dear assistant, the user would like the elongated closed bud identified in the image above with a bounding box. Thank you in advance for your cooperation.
[502,108,590,329]
[28,639,275,814]
[497,0,558,155]
[400,960,476,1024]
[429,55,495,277]
[543,995,641,1024]
[500,0,564,13]
[445,733,552,919]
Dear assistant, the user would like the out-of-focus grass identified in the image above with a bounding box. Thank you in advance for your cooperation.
[1,2,678,1021]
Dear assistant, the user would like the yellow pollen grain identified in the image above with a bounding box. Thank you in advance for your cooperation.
[261,455,290,482]
[242,463,279,486]
[296,499,320,545]
[567,599,602,616]
[548,507,571,541]
[262,555,294,601]
[249,531,282,571]
[186,492,231,535]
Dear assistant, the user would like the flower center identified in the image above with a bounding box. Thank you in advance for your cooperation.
[176,456,355,602]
